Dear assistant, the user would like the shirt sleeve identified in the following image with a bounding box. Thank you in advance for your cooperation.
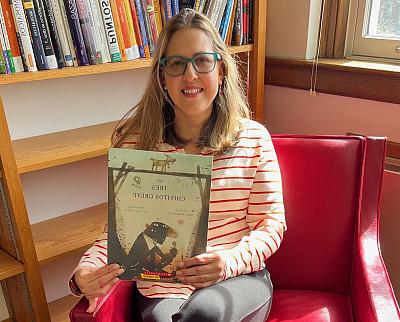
[215,126,286,280]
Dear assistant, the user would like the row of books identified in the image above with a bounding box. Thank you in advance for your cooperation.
[0,0,253,74]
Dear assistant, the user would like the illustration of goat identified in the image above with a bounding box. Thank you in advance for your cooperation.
[150,155,176,172]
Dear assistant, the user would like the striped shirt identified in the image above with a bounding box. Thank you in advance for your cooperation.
[72,119,286,299]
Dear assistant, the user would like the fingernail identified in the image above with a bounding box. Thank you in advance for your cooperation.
[118,268,124,274]
[113,264,120,269]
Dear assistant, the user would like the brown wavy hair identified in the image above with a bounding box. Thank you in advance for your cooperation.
[112,8,250,154]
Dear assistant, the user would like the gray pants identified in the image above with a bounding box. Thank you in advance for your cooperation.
[133,269,273,322]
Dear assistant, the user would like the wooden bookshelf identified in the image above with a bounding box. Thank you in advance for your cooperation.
[0,45,253,85]
[0,249,24,280]
[13,121,117,174]
[31,203,107,264]
[48,294,80,322]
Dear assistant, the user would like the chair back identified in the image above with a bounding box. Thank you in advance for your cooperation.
[267,135,384,294]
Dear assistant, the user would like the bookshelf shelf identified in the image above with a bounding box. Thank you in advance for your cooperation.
[0,249,25,280]
[48,294,80,322]
[0,45,253,85]
[13,121,117,174]
[31,203,107,264]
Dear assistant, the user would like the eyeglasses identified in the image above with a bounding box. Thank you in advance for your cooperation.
[160,52,221,76]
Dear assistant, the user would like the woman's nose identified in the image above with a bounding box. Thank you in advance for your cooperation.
[182,62,198,80]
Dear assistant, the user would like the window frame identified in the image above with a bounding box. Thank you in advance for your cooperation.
[346,0,400,61]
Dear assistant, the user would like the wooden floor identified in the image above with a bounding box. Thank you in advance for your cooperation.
[49,295,80,322]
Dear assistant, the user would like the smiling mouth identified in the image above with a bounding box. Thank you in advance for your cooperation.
[181,88,203,95]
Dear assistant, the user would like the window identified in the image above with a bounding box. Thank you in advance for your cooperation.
[348,0,400,61]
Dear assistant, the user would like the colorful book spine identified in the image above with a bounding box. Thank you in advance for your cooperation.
[49,0,74,66]
[0,41,6,73]
[162,0,171,23]
[127,0,144,57]
[242,0,247,44]
[42,0,65,67]
[114,0,134,60]
[225,0,236,45]
[0,2,15,72]
[22,0,48,69]
[33,0,58,68]
[152,0,162,34]
[133,0,149,57]
[109,0,127,60]
[1,0,23,71]
[122,0,139,59]
[194,0,200,11]
[98,0,121,62]
[220,0,233,41]
[139,0,154,55]
[215,0,227,31]
[233,0,242,46]
[10,0,38,71]
[63,0,90,65]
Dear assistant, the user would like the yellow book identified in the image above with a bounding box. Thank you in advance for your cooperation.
[153,0,163,35]
[110,0,127,61]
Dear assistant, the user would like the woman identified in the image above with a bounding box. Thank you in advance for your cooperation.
[70,8,286,322]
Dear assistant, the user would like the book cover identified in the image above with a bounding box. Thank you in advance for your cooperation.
[63,0,90,65]
[0,0,24,72]
[127,0,144,58]
[108,148,212,283]
[10,0,38,71]
[133,0,150,57]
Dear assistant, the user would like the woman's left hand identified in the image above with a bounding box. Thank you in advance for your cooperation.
[175,253,225,288]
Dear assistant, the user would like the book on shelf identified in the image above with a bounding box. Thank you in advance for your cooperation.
[108,148,212,283]
[99,0,122,62]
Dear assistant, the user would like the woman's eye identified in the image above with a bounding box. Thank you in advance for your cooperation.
[170,60,185,67]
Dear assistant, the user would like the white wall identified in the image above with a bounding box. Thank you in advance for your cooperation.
[0,68,150,317]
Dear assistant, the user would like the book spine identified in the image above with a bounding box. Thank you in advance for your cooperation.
[42,0,65,67]
[98,0,121,62]
[194,0,200,11]
[248,0,252,43]
[220,0,233,41]
[122,0,139,59]
[145,0,158,43]
[140,0,154,54]
[127,0,143,57]
[76,0,101,64]
[33,0,58,68]
[215,0,226,31]
[89,0,110,62]
[49,0,74,66]
[152,0,162,34]
[109,0,126,60]
[0,2,15,72]
[58,0,78,65]
[0,20,11,73]
[242,0,246,44]
[0,40,6,73]
[225,0,236,45]
[114,0,134,60]
[63,0,89,65]
[22,0,48,69]
[204,0,214,17]
[233,0,241,45]
[133,0,149,57]
[1,0,23,71]
[10,0,38,71]
[162,0,171,22]
[170,0,177,16]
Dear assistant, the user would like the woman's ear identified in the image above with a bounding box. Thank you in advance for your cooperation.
[218,62,226,85]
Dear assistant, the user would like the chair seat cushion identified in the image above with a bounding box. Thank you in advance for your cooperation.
[267,289,353,322]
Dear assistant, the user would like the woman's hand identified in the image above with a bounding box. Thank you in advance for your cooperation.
[176,253,225,288]
[74,264,124,313]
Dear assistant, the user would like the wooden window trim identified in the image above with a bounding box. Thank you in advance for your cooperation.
[265,57,400,105]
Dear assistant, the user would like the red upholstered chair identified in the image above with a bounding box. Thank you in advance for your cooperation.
[70,135,400,322]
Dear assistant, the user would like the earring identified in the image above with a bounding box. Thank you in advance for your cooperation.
[218,77,226,96]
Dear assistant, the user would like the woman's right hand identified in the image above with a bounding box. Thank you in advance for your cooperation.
[74,264,124,313]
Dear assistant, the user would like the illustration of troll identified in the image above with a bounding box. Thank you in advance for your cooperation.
[120,221,178,278]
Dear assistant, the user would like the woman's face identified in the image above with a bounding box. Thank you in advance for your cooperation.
[162,28,223,124]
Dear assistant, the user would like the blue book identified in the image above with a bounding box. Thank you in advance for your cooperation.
[221,0,234,41]
[171,0,179,16]
[63,0,89,66]
[134,0,150,57]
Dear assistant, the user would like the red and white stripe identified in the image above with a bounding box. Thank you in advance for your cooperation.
[73,119,286,300]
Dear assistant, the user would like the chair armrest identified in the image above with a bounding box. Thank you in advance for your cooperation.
[351,138,400,321]
[69,281,136,322]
